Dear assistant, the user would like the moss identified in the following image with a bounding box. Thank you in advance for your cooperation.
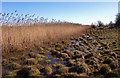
[79,37,84,41]
[83,41,89,45]
[57,72,89,78]
[89,60,95,65]
[109,60,119,70]
[60,53,69,58]
[110,52,117,58]
[55,44,62,48]
[17,66,40,77]
[57,66,69,74]
[45,60,51,63]
[73,51,84,59]
[56,52,62,57]
[85,59,91,64]
[60,57,64,61]
[103,58,113,64]
[37,58,43,62]
[9,57,18,61]
[69,63,91,74]
[67,52,74,57]
[24,58,38,65]
[64,50,70,53]
[70,44,74,47]
[55,47,61,51]
[38,47,44,51]
[79,42,84,46]
[70,36,75,40]
[39,51,47,55]
[54,74,62,77]
[28,52,36,58]
[67,59,76,67]
[36,64,44,70]
[8,62,21,70]
[20,56,27,61]
[75,38,79,41]
[38,54,45,58]
[61,40,66,44]
[105,72,119,78]
[43,65,52,75]
[5,70,18,76]
[48,48,52,50]
[51,49,61,57]
[93,63,101,70]
[64,45,69,49]
[53,63,65,68]
[99,64,111,74]
[37,75,46,78]
[73,51,83,56]
[70,48,75,51]
[117,55,120,58]
[85,53,93,59]
[51,49,58,54]
[2,59,11,66]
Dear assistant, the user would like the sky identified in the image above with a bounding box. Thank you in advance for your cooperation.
[2,2,118,25]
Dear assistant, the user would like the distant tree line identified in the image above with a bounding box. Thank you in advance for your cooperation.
[91,13,120,28]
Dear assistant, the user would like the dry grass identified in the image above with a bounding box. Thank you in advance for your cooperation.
[2,23,90,53]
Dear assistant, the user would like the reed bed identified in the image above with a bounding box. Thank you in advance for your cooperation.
[1,11,90,53]
[2,23,90,53]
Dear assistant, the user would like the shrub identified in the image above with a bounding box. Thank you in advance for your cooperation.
[91,23,96,28]
[115,13,120,28]
[97,21,104,27]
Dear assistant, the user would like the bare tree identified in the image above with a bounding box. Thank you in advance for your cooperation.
[97,21,104,27]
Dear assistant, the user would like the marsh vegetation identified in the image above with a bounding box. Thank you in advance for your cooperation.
[1,12,120,78]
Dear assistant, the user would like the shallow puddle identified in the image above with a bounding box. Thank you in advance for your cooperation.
[41,52,67,66]
[68,34,101,53]
[38,34,101,71]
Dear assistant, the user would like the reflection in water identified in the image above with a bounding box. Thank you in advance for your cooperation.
[76,41,81,45]
[40,51,66,66]
[43,34,101,67]
[68,34,101,53]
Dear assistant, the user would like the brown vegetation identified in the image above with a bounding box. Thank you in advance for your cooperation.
[2,23,90,55]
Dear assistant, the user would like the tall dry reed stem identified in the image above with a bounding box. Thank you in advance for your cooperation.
[2,23,89,53]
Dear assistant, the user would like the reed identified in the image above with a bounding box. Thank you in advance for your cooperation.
[1,11,90,53]
[2,23,90,53]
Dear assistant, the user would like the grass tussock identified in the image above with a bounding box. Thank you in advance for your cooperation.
[2,23,90,53]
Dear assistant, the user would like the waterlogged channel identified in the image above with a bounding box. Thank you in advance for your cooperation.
[43,34,101,67]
